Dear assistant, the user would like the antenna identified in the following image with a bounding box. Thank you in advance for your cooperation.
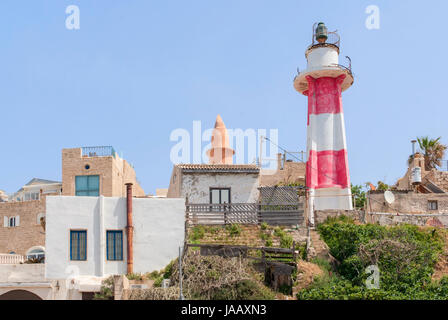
[384,191,395,205]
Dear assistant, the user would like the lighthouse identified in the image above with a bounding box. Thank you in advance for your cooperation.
[294,23,354,224]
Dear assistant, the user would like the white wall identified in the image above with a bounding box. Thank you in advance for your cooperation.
[181,173,259,203]
[45,196,184,280]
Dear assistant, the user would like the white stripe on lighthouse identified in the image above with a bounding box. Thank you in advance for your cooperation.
[307,113,348,152]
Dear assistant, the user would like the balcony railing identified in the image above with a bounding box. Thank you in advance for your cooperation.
[0,254,25,264]
[81,146,117,158]
[186,202,304,226]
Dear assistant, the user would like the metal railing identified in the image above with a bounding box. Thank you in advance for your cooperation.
[186,202,304,226]
[81,146,117,158]
[310,23,340,48]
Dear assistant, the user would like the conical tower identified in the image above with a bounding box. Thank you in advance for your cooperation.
[294,23,354,223]
[206,115,235,164]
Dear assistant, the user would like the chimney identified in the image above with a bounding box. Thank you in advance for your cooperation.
[125,183,134,274]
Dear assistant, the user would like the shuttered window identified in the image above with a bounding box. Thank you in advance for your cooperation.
[75,175,100,196]
[106,231,123,261]
[70,230,87,261]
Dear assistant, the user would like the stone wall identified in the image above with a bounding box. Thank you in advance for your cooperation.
[367,212,448,227]
[260,154,305,187]
[314,210,365,225]
[367,191,448,214]
[0,196,46,255]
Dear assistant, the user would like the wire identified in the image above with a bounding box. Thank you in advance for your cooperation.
[262,136,350,190]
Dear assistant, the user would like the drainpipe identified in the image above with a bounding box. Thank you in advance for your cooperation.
[125,183,134,275]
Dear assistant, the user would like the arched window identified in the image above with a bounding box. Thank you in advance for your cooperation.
[26,246,45,262]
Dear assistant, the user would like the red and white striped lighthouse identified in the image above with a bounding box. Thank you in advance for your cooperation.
[294,23,354,224]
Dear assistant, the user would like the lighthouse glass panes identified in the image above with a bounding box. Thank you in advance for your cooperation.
[75,175,99,196]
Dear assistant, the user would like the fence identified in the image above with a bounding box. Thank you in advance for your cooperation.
[81,146,117,158]
[186,202,304,226]
[0,254,25,264]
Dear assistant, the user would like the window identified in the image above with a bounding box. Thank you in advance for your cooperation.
[26,246,45,262]
[428,200,438,211]
[75,175,100,196]
[70,230,87,261]
[210,188,231,204]
[24,192,39,201]
[3,216,19,228]
[106,230,123,261]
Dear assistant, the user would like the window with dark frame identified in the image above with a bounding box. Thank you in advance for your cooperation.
[106,230,123,261]
[210,188,231,212]
[210,188,231,204]
[428,200,438,211]
[70,230,87,261]
[75,175,100,196]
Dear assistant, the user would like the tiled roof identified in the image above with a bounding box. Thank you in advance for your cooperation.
[25,178,61,186]
[176,164,259,173]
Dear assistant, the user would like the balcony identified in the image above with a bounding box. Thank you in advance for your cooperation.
[81,146,117,158]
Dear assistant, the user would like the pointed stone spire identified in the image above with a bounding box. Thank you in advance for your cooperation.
[206,115,235,164]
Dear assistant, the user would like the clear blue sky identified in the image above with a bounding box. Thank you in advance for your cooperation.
[1,0,447,194]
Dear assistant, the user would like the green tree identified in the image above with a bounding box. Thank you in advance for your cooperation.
[416,136,447,170]
[351,184,366,209]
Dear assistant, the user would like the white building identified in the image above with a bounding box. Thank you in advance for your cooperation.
[167,115,260,204]
[9,178,62,202]
[44,192,184,299]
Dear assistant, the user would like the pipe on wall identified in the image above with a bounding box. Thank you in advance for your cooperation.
[125,183,134,274]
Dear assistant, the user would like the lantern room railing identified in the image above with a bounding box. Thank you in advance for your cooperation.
[308,22,340,49]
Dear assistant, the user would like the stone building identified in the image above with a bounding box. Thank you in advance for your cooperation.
[259,153,306,187]
[396,152,448,193]
[0,146,145,258]
[167,115,260,204]
[0,178,61,256]
[62,146,145,197]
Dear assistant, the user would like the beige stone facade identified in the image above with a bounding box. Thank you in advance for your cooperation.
[367,190,448,214]
[0,195,48,255]
[260,153,305,187]
[62,147,145,197]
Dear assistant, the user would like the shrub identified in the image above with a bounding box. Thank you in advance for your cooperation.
[226,224,242,237]
[189,226,206,241]
[297,217,446,299]
[94,276,114,300]
[280,234,293,249]
[260,222,268,230]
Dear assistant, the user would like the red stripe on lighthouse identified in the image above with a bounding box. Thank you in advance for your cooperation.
[305,75,350,191]
[306,149,350,189]
[306,75,346,125]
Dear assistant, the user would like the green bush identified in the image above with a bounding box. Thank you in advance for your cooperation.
[260,222,268,230]
[297,217,446,299]
[211,279,275,300]
[189,226,206,241]
[280,234,293,249]
[226,224,242,237]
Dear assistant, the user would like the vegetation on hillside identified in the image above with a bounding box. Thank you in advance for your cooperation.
[297,217,448,300]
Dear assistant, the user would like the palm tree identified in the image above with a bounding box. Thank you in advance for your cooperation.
[416,136,447,170]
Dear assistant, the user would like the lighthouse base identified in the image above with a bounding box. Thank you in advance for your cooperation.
[309,187,353,212]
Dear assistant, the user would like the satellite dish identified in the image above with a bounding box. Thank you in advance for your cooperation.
[384,191,395,205]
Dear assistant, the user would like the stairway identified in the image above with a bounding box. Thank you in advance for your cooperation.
[308,229,331,260]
